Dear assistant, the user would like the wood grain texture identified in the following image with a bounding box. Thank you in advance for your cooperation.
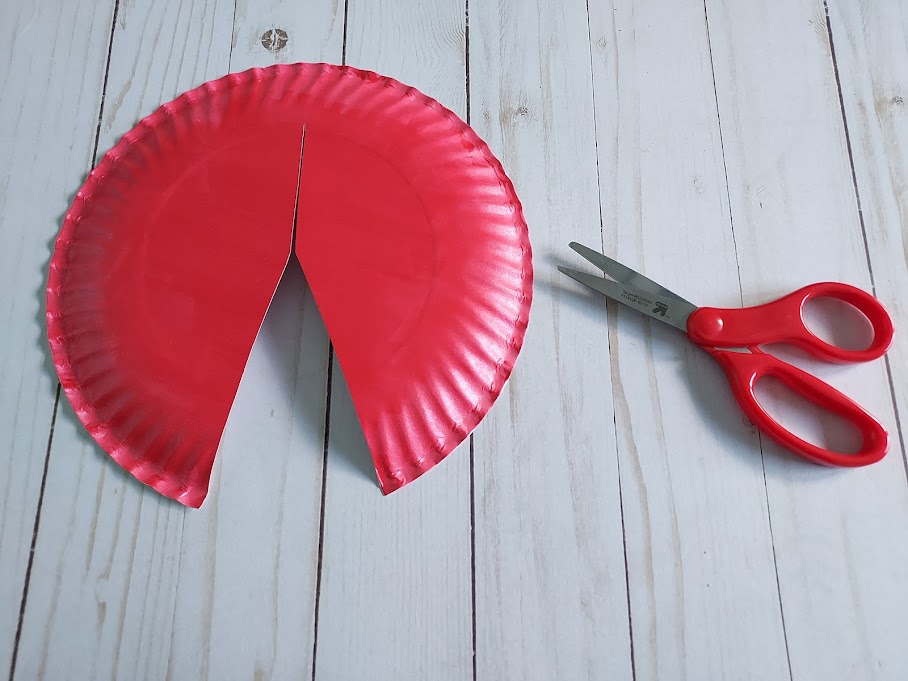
[310,1,473,679]
[468,0,633,678]
[823,2,908,675]
[12,0,233,676]
[705,0,908,678]
[827,1,908,455]
[588,1,791,678]
[13,0,343,678]
[0,0,116,672]
[3,0,908,679]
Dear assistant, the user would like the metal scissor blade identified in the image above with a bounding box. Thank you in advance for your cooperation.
[568,242,692,305]
[558,266,696,332]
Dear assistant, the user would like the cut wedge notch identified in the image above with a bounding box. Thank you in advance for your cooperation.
[48,64,533,507]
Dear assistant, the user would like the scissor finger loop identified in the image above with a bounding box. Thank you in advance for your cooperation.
[560,241,894,467]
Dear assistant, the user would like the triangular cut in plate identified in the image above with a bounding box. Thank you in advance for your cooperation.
[48,64,533,507]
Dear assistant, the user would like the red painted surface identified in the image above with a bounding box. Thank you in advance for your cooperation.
[687,282,893,467]
[47,64,533,507]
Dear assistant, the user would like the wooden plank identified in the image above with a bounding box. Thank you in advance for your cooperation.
[311,1,473,679]
[586,1,792,678]
[468,1,634,678]
[13,0,343,678]
[828,0,908,454]
[163,265,333,681]
[705,0,908,678]
[164,9,340,681]
[0,0,116,671]
[824,1,908,677]
[12,0,233,676]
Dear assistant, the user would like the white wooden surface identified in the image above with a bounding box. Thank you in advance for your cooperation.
[469,1,632,678]
[0,0,117,673]
[589,2,789,678]
[2,0,907,679]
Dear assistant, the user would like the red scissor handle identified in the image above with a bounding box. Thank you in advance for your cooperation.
[707,347,889,467]
[687,282,893,363]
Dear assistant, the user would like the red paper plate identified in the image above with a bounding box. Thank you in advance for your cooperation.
[48,64,532,507]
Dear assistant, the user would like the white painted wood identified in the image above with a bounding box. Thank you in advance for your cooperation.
[468,1,633,679]
[0,0,116,671]
[163,264,333,681]
[311,2,473,679]
[4,1,908,679]
[12,0,233,676]
[587,1,792,678]
[314,368,473,680]
[165,9,342,680]
[14,0,343,679]
[705,0,908,678]
[827,1,908,451]
[232,0,346,69]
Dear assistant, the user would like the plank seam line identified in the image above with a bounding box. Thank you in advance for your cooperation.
[90,0,122,169]
[702,2,793,677]
[341,0,349,66]
[823,1,877,294]
[584,2,636,678]
[310,350,333,681]
[465,0,471,127]
[8,389,59,681]
[464,3,477,679]
[882,355,908,484]
[702,0,744,307]
[312,5,347,675]
[164,511,187,678]
[613,408,636,681]
[823,0,908,483]
[760,450,794,681]
[227,0,238,68]
[469,436,477,681]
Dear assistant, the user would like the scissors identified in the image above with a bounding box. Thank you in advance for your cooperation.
[559,242,895,467]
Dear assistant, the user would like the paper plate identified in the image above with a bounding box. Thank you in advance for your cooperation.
[48,64,532,506]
